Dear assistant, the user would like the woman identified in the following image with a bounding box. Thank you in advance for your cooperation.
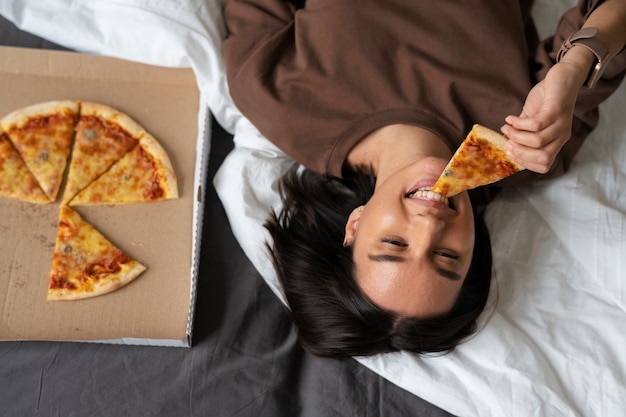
[222,0,626,357]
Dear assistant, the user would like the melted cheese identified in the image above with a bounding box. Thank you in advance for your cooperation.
[62,115,139,203]
[432,125,524,197]
[48,206,145,300]
[0,133,49,203]
[2,111,76,201]
[70,144,175,205]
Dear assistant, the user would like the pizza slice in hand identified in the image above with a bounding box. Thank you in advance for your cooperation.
[0,129,50,203]
[432,124,525,197]
[61,102,143,204]
[0,100,78,201]
[48,206,146,301]
[68,133,178,205]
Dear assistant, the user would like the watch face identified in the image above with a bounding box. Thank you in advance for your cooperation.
[586,56,612,89]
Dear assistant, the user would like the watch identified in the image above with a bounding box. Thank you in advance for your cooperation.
[556,27,612,89]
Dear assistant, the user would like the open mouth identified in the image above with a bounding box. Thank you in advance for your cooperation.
[405,187,456,210]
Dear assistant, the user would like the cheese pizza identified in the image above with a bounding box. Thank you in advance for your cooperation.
[48,206,146,301]
[0,100,78,201]
[69,133,178,205]
[432,124,525,197]
[61,102,142,204]
[0,128,50,203]
[0,100,180,301]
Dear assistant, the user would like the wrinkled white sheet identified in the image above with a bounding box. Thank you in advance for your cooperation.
[0,0,240,135]
[2,0,624,416]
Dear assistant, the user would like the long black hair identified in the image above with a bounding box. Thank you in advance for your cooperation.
[265,165,492,358]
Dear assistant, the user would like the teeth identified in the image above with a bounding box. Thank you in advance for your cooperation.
[408,187,449,206]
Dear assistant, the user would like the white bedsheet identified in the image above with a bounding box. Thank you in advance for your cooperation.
[2,1,624,416]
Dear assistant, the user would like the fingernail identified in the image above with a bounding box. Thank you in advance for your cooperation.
[505,116,513,124]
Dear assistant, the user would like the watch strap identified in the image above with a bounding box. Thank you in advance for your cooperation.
[556,27,612,88]
[557,27,608,62]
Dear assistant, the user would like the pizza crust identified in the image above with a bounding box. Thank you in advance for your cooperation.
[47,262,146,301]
[79,101,148,141]
[472,124,524,171]
[139,133,179,199]
[0,100,79,130]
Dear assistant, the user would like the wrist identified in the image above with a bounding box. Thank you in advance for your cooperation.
[556,27,613,89]
[556,45,596,88]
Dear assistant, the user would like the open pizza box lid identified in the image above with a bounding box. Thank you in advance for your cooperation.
[0,46,208,347]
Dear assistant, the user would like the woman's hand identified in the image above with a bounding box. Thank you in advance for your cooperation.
[503,0,626,174]
[501,51,591,174]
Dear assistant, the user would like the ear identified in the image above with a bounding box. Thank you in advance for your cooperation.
[343,206,363,247]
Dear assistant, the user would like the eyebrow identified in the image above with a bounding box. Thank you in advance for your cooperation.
[368,254,462,282]
[368,254,406,263]
[434,267,462,282]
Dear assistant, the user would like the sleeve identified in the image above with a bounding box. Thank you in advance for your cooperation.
[222,0,300,82]
[482,0,626,200]
[534,0,626,126]
[496,0,626,192]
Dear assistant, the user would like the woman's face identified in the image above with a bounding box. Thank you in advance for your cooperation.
[344,156,475,318]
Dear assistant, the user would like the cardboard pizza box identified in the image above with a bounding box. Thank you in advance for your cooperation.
[0,45,208,347]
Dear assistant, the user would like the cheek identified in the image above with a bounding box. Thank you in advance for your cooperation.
[356,259,399,297]
[455,202,475,251]
[361,203,404,231]
[460,219,475,251]
[453,220,475,279]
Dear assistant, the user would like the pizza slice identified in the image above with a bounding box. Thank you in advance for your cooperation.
[61,102,143,204]
[431,124,525,197]
[0,128,50,203]
[0,100,78,201]
[48,206,146,301]
[68,133,178,205]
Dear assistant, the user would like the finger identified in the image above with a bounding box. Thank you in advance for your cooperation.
[505,137,561,174]
[505,114,548,133]
[501,122,560,150]
[506,100,564,132]
[501,116,571,148]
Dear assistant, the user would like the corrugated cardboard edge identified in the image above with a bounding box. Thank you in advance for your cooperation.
[185,102,212,347]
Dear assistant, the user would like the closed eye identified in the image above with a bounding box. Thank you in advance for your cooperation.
[382,238,408,247]
[433,250,460,260]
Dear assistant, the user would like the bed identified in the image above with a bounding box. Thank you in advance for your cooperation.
[1,1,625,416]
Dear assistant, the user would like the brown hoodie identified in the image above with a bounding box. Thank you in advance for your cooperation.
[223,0,625,199]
